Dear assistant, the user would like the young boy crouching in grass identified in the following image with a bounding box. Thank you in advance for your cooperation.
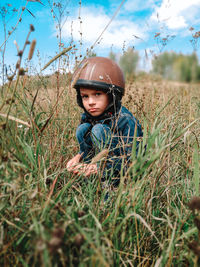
[67,57,143,185]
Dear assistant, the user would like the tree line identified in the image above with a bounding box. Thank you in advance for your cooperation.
[108,48,200,83]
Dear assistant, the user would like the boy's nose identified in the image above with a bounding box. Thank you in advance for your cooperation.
[88,96,95,105]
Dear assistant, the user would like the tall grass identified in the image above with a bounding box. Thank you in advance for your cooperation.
[0,2,200,264]
[0,67,200,266]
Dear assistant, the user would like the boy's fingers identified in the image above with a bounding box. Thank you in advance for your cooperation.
[67,164,75,171]
[71,164,86,174]
[66,161,74,169]
[69,164,97,176]
[67,162,83,171]
[84,165,97,176]
[66,164,71,169]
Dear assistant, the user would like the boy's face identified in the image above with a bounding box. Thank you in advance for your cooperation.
[80,88,109,116]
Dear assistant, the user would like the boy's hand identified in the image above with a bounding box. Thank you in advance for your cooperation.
[83,164,98,177]
[67,154,97,177]
[66,154,82,171]
[69,163,98,177]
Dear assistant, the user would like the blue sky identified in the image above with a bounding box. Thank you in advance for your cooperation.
[1,0,200,73]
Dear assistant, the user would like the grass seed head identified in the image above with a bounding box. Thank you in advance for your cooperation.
[18,50,23,57]
[188,241,200,257]
[194,217,200,231]
[18,68,26,76]
[77,210,86,217]
[30,24,35,32]
[188,197,200,211]
[91,149,109,164]
[7,74,15,81]
[74,233,84,248]
[48,227,65,252]
[28,39,36,60]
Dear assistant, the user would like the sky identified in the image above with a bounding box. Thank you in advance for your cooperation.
[1,0,200,74]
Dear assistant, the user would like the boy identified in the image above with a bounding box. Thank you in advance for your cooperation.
[67,57,143,182]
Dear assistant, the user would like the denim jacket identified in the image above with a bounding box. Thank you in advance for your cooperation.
[80,105,143,179]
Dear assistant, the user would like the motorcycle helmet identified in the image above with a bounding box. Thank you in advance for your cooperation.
[72,57,125,110]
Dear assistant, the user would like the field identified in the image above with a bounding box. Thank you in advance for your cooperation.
[0,71,199,266]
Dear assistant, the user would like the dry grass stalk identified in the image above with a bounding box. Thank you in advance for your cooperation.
[41,46,72,71]
[0,113,31,128]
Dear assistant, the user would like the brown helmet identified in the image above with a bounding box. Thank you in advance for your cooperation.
[72,57,125,109]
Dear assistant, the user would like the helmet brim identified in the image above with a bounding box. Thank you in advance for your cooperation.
[74,79,124,96]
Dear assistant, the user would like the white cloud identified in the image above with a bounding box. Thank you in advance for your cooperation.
[151,0,200,30]
[124,0,155,12]
[62,7,146,51]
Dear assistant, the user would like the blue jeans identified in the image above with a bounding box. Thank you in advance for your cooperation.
[76,123,111,162]
[76,123,121,185]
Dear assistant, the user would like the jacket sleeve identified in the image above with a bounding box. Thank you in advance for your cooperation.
[101,115,143,181]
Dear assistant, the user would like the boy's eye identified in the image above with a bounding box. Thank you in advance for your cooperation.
[81,95,88,99]
[96,92,101,96]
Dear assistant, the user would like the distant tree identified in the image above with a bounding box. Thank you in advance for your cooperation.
[152,51,177,80]
[119,47,139,79]
[109,51,117,62]
[152,51,200,82]
[184,53,199,82]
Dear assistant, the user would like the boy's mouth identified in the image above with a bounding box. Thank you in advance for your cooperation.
[88,108,98,113]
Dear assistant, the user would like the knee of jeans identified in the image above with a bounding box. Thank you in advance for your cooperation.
[76,123,91,140]
[91,124,110,143]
